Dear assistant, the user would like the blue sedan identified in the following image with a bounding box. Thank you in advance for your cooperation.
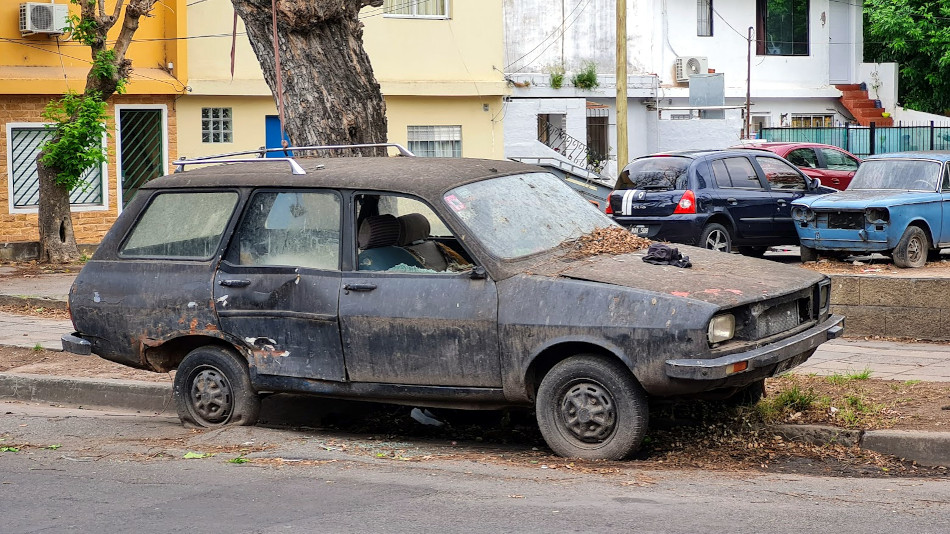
[791,151,950,268]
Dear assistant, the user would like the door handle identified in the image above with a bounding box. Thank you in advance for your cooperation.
[219,279,251,287]
[776,199,787,206]
[344,283,377,293]
[832,179,840,184]
[726,197,737,203]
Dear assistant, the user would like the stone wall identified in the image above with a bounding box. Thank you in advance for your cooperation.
[0,94,177,245]
[830,274,950,340]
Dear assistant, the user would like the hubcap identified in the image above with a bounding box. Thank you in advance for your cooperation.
[189,367,233,424]
[558,382,617,443]
[705,230,728,252]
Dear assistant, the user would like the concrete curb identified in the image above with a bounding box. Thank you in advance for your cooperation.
[775,424,950,468]
[0,373,173,414]
[0,295,67,311]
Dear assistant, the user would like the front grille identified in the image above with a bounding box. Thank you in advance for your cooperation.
[733,289,814,341]
[827,211,864,230]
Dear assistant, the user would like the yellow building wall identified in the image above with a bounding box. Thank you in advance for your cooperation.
[176,96,277,159]
[0,0,186,95]
[361,2,508,97]
[386,96,505,159]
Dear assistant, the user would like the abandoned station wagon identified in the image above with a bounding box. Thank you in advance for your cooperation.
[63,147,844,460]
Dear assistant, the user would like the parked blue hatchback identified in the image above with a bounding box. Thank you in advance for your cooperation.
[791,151,950,268]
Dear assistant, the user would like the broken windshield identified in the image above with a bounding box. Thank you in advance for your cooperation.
[444,173,614,260]
[849,159,941,191]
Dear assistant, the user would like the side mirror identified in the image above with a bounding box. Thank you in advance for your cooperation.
[470,265,487,280]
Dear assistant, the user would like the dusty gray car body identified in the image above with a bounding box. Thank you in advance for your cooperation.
[63,154,843,458]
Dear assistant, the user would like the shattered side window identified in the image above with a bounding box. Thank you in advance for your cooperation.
[236,191,341,270]
[120,192,238,259]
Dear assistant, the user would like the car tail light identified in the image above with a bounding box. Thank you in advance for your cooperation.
[605,199,614,214]
[673,190,696,214]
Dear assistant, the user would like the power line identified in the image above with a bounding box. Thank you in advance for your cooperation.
[504,0,594,72]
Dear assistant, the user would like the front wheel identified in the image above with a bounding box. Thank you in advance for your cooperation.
[536,356,648,460]
[892,226,928,268]
[174,346,260,428]
[699,223,732,253]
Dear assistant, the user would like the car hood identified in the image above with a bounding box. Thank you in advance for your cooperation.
[531,246,824,309]
[793,190,936,209]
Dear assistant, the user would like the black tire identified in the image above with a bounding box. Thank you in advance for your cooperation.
[722,379,766,406]
[737,246,768,258]
[892,226,928,268]
[536,355,648,460]
[699,223,732,253]
[174,346,260,428]
[799,245,819,263]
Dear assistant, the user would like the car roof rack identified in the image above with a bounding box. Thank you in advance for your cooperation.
[173,143,416,173]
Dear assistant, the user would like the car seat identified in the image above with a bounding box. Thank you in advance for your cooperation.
[397,213,449,271]
[357,214,423,271]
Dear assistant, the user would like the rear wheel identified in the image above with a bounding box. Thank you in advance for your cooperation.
[892,226,928,268]
[174,346,260,428]
[536,355,648,460]
[799,245,819,263]
[699,223,732,253]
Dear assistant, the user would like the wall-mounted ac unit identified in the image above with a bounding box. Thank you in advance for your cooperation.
[19,3,69,36]
[674,56,709,83]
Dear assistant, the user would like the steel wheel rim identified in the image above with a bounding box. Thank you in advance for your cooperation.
[908,235,923,263]
[557,381,617,444]
[189,366,233,424]
[705,230,728,252]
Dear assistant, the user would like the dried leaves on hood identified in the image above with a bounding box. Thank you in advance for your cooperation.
[563,226,652,259]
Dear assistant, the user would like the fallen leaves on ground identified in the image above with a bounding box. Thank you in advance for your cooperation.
[563,226,652,259]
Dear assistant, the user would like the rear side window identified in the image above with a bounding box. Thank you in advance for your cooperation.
[121,192,238,259]
[711,157,763,189]
[786,148,818,168]
[757,156,807,190]
[617,157,690,190]
[235,191,342,270]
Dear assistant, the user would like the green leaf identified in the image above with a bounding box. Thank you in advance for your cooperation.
[0,447,20,453]
[183,451,213,459]
[228,457,250,464]
[45,444,62,450]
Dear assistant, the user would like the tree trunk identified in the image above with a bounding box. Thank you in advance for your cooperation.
[36,157,80,263]
[232,0,388,155]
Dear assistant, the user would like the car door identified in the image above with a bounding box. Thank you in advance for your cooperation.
[816,147,860,190]
[940,164,950,247]
[756,156,811,240]
[213,190,346,381]
[338,193,501,387]
[708,156,774,239]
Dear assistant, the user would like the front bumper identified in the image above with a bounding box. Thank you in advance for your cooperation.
[665,314,845,381]
[62,332,92,355]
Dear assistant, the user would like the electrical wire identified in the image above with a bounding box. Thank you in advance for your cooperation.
[505,0,594,73]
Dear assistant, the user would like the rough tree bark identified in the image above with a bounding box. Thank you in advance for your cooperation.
[232,0,388,155]
[36,0,156,263]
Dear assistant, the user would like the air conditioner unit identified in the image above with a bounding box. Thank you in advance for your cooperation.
[674,56,709,83]
[19,3,69,36]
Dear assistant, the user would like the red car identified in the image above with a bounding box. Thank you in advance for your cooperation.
[732,142,861,190]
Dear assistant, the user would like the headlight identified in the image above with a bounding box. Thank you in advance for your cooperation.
[791,206,815,222]
[708,314,735,344]
[866,208,889,224]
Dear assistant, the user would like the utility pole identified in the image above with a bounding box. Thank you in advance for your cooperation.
[616,0,628,169]
[745,26,753,139]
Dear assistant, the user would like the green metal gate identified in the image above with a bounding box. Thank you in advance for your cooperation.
[118,108,165,207]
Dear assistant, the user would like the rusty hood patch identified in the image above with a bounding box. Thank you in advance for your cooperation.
[533,246,825,308]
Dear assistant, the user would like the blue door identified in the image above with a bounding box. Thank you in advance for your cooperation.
[264,115,293,158]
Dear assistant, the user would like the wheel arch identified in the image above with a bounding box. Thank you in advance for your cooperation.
[143,333,246,373]
[524,339,637,401]
[907,219,935,248]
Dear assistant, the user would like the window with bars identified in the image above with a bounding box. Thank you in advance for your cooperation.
[383,0,449,18]
[201,107,233,143]
[6,125,103,211]
[697,0,713,36]
[407,126,462,158]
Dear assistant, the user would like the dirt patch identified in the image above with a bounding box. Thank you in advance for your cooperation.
[0,261,84,278]
[563,226,652,258]
[0,345,172,383]
[801,257,950,277]
[0,303,70,320]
